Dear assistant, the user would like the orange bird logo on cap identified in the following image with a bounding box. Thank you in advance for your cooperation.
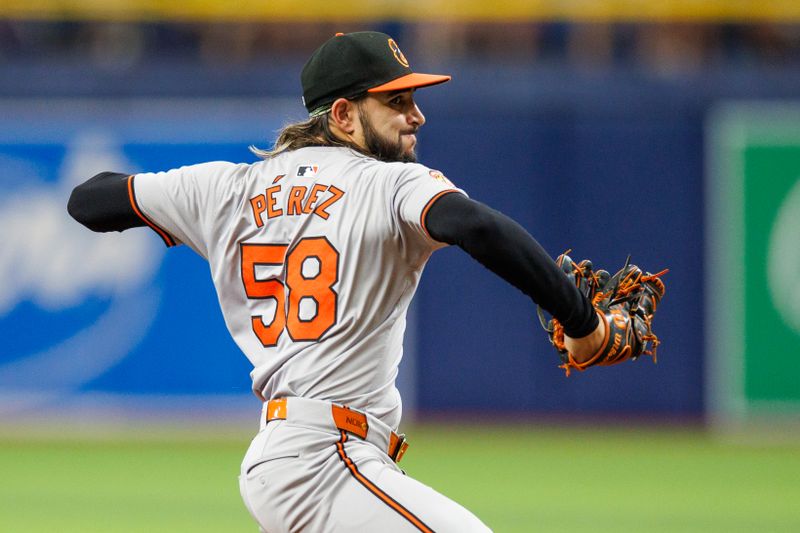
[388,38,410,68]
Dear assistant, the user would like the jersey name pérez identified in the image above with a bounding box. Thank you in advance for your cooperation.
[249,181,345,228]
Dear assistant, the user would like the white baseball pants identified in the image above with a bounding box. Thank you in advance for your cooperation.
[239,397,492,532]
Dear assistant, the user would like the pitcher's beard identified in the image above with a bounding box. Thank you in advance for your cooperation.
[360,114,417,163]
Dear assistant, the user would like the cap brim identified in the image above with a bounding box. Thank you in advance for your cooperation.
[367,73,451,93]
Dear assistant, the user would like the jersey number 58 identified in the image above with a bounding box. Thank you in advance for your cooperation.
[240,237,339,346]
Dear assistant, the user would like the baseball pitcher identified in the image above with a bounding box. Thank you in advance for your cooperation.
[68,31,665,532]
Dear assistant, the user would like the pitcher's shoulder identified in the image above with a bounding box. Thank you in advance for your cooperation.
[359,159,433,178]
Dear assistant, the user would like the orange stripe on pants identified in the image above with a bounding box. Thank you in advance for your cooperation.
[335,432,434,533]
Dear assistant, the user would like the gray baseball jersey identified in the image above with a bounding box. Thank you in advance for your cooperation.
[132,145,464,430]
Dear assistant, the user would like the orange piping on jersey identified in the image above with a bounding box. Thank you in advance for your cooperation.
[420,189,461,240]
[126,175,176,247]
[314,185,345,220]
[335,432,434,533]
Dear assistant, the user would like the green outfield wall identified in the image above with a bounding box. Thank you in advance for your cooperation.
[707,103,800,428]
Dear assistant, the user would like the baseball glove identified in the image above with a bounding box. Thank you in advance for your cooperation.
[538,252,667,376]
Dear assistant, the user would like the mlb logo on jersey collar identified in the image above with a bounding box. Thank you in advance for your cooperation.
[297,165,319,178]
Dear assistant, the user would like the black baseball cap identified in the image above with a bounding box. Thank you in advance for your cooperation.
[301,31,451,117]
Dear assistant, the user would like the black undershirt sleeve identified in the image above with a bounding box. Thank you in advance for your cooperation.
[425,192,598,338]
[67,171,145,233]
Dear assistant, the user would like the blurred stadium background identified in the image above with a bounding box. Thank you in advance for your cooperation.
[1,2,799,531]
